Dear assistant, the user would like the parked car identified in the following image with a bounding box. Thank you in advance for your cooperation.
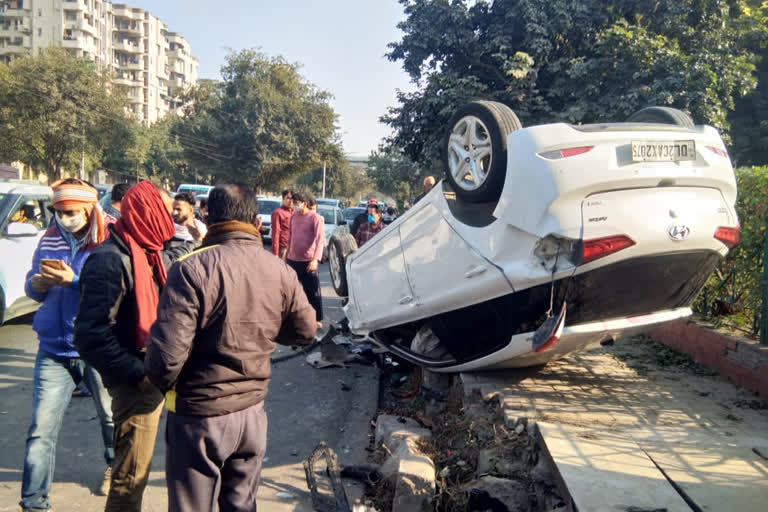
[0,181,54,324]
[343,207,366,228]
[176,184,213,197]
[316,198,346,210]
[94,184,111,201]
[257,197,282,242]
[316,205,349,260]
[328,102,739,372]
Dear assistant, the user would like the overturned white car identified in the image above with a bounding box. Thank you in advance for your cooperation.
[328,101,739,372]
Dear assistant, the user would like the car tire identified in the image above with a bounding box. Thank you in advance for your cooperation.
[444,101,522,204]
[626,106,694,128]
[329,233,357,297]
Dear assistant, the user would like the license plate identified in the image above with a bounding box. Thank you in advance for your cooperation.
[631,140,696,162]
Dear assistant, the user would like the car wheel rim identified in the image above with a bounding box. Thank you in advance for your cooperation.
[447,115,493,191]
[329,244,341,289]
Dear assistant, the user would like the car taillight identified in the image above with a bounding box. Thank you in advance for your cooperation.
[714,226,740,249]
[580,235,636,265]
[538,146,594,160]
[706,146,729,158]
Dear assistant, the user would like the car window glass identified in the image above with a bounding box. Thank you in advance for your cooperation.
[258,200,280,216]
[9,198,45,230]
[38,198,53,228]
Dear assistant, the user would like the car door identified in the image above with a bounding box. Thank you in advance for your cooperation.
[0,196,49,312]
[400,202,506,316]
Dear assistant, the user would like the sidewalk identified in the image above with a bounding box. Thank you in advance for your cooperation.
[461,336,768,511]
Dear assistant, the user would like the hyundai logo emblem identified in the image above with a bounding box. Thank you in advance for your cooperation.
[668,225,691,241]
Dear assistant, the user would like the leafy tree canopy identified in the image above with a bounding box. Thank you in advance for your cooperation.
[0,47,128,181]
[384,0,765,167]
[172,49,341,189]
[367,146,425,203]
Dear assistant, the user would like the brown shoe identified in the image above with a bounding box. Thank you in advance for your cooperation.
[98,466,112,496]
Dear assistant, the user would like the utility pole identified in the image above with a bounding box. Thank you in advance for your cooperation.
[322,160,326,198]
[80,128,85,180]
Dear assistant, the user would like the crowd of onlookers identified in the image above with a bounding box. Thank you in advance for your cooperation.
[15,174,438,512]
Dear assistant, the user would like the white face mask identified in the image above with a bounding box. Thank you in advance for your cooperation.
[56,211,87,233]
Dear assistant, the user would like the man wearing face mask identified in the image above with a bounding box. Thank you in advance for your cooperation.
[354,201,385,247]
[19,178,115,512]
[286,192,325,329]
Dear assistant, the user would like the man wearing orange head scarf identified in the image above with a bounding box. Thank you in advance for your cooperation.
[74,180,192,512]
[19,178,114,512]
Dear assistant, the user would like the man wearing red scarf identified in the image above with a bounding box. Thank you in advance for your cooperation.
[74,181,192,511]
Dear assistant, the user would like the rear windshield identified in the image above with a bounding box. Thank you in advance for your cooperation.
[317,208,336,224]
[177,185,213,196]
[258,200,281,215]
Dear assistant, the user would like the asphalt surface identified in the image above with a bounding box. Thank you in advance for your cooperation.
[0,261,379,511]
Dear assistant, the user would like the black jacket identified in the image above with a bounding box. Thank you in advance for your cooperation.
[73,226,194,388]
[144,231,317,416]
[351,211,368,237]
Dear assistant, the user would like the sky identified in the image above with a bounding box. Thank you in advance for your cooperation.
[127,0,416,158]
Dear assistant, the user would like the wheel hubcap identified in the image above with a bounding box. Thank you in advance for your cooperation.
[329,244,341,288]
[447,115,493,191]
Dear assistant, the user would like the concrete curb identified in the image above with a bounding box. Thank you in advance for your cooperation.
[374,414,435,512]
[650,319,768,398]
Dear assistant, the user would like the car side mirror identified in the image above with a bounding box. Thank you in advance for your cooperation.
[5,222,39,237]
[337,219,347,226]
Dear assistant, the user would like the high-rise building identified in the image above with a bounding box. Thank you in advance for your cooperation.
[0,0,198,125]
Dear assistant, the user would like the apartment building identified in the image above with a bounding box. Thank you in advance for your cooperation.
[0,0,198,124]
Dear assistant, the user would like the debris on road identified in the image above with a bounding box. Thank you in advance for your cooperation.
[303,442,352,512]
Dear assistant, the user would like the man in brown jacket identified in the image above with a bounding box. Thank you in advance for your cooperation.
[144,184,317,511]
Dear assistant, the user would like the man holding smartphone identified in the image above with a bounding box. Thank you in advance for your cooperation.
[19,178,113,512]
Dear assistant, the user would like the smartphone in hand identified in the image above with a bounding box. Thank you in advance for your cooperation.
[40,259,65,271]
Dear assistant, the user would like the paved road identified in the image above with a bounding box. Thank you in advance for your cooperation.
[0,262,378,511]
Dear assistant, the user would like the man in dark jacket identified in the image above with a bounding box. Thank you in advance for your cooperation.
[74,181,193,512]
[351,196,378,237]
[144,184,317,510]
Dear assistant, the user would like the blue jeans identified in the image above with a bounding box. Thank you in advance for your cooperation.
[20,349,115,510]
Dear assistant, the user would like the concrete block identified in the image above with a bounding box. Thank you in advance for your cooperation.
[392,451,435,512]
[477,448,527,476]
[375,414,430,448]
[469,476,530,512]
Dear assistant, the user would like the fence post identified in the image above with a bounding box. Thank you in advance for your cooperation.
[761,221,768,346]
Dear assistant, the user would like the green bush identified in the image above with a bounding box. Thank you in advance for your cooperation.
[695,166,768,335]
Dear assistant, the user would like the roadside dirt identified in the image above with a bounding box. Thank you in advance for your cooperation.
[370,356,565,512]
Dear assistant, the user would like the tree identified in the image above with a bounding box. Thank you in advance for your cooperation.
[728,0,768,166]
[0,47,128,181]
[295,157,373,202]
[173,50,340,189]
[384,0,763,167]
[367,146,424,203]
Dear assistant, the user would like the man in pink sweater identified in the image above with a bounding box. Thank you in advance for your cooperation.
[286,192,325,328]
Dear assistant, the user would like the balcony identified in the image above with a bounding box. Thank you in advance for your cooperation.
[61,35,80,48]
[0,42,28,55]
[126,92,144,104]
[114,75,141,87]
[167,48,188,61]
[0,21,30,35]
[78,20,98,36]
[113,5,144,21]
[62,0,86,11]
[112,22,142,35]
[113,40,141,53]
[115,59,142,70]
